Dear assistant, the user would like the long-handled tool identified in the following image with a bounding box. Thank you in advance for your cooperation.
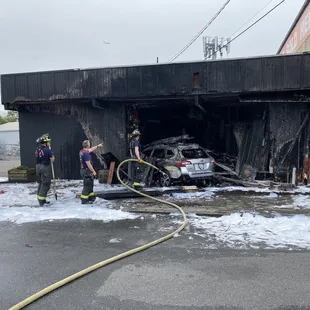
[50,161,57,200]
[49,142,58,200]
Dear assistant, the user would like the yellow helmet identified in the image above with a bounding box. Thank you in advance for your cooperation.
[36,133,51,144]
[131,129,141,137]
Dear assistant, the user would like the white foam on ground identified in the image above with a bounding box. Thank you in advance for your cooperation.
[2,179,310,247]
[167,185,310,200]
[165,186,282,199]
[266,192,278,198]
[274,195,310,210]
[170,191,214,199]
[109,238,122,243]
[210,186,271,193]
[164,186,274,200]
[0,180,137,224]
[210,185,310,195]
[190,213,310,249]
[273,204,300,210]
[0,201,138,224]
[292,195,310,209]
[0,183,38,207]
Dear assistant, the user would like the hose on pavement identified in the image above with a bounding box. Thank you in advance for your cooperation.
[8,159,189,310]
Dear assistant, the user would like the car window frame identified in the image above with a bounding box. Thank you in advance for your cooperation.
[142,148,153,158]
[181,148,208,159]
[165,148,175,159]
[152,148,166,159]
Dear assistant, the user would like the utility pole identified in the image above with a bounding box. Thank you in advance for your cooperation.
[203,36,231,60]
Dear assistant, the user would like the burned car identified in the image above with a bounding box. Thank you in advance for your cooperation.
[142,141,215,187]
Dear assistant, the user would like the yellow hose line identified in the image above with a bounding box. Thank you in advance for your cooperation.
[9,159,189,310]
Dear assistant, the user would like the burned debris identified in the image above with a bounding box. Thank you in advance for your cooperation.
[128,101,310,188]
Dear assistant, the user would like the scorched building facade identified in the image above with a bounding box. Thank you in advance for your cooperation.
[2,54,310,180]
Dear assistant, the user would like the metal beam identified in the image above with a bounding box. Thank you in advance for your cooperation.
[240,99,310,103]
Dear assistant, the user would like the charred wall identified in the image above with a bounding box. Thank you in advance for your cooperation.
[236,118,269,174]
[135,102,241,160]
[235,102,310,175]
[137,105,198,145]
[18,101,127,179]
[269,102,310,170]
[232,105,269,173]
[3,53,310,106]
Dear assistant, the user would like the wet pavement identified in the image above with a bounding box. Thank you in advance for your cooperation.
[2,180,310,309]
[1,218,310,310]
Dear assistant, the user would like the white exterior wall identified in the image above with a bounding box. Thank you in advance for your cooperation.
[0,130,20,158]
[0,130,19,145]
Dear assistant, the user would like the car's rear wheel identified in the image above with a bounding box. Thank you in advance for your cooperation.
[159,170,172,187]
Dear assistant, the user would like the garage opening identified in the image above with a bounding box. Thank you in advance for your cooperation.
[127,100,267,168]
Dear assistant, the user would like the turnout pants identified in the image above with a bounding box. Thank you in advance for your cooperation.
[36,164,52,205]
[130,160,143,187]
[80,168,96,204]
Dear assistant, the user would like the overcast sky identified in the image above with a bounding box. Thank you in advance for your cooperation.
[0,0,305,113]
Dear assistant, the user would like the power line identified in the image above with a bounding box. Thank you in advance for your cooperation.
[229,0,275,38]
[168,0,232,63]
[206,0,286,60]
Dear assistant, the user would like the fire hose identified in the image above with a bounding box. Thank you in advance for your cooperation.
[8,158,189,310]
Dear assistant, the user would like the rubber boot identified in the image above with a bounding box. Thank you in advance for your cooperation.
[38,200,51,206]
[304,178,308,186]
[81,198,89,205]
[133,182,142,188]
[88,193,96,204]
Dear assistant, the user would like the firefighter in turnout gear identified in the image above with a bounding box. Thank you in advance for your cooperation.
[129,129,143,187]
[35,133,55,206]
[79,140,103,204]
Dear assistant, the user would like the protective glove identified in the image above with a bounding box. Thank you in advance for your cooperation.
[138,159,143,164]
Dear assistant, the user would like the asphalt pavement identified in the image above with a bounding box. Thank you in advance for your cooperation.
[1,217,310,310]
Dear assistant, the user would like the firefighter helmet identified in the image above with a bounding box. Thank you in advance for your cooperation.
[131,129,141,137]
[36,133,51,144]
